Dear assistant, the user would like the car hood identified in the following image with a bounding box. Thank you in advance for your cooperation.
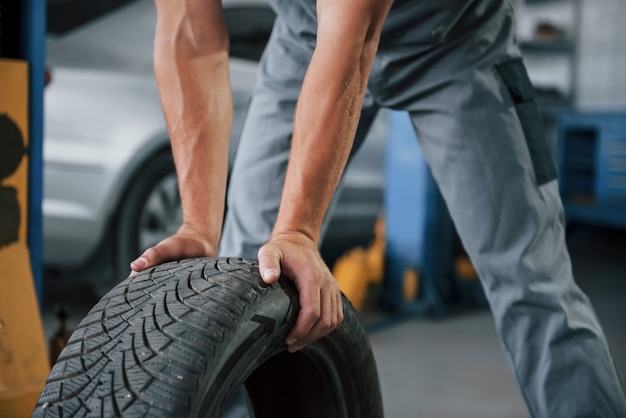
[45,67,165,142]
[45,0,157,74]
[45,56,259,142]
[44,0,260,143]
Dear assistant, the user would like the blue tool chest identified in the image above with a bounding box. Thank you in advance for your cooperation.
[557,112,626,229]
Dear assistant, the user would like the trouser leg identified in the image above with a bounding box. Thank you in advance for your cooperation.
[219,16,379,258]
[219,17,305,258]
[372,1,626,414]
[407,62,625,418]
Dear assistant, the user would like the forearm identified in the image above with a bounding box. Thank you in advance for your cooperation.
[273,0,392,244]
[153,0,232,249]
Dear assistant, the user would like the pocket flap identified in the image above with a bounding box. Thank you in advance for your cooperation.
[496,58,536,103]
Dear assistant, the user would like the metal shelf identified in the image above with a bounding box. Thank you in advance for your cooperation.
[520,39,574,53]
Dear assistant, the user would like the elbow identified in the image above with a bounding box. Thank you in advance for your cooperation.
[154,8,230,60]
[186,24,230,57]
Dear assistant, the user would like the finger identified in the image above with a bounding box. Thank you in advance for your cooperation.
[336,290,344,325]
[329,287,339,330]
[257,244,282,284]
[130,256,148,272]
[130,246,162,272]
[286,287,321,352]
[305,285,335,341]
[289,283,344,353]
[331,290,343,334]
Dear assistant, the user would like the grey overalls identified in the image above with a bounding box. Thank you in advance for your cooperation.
[219,0,626,415]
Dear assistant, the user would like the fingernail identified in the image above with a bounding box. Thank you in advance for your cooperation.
[286,338,297,345]
[263,268,278,280]
[131,257,147,269]
[288,344,305,353]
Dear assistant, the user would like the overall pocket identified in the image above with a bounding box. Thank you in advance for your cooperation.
[496,58,557,186]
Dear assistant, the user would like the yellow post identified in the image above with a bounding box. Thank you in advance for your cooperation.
[332,214,387,310]
[332,247,370,310]
[0,58,50,418]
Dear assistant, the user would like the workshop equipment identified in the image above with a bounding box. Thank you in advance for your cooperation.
[381,111,486,315]
[557,112,626,229]
[0,58,49,418]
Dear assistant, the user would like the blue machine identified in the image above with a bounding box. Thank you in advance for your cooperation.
[382,111,486,315]
[557,112,626,229]
[382,110,626,316]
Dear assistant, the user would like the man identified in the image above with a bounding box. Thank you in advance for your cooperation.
[131,0,626,415]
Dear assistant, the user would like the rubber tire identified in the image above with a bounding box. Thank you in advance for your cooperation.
[33,257,384,417]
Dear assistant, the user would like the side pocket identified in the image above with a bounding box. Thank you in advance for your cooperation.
[496,58,557,186]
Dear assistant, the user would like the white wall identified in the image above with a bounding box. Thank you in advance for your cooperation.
[515,0,626,111]
[514,0,577,104]
[576,0,626,110]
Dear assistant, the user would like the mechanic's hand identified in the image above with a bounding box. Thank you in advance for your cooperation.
[258,232,344,353]
[129,223,215,275]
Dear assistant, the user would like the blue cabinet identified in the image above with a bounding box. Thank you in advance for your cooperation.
[557,113,626,229]
[382,111,486,315]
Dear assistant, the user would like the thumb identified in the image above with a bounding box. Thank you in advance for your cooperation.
[258,244,281,284]
[130,246,161,273]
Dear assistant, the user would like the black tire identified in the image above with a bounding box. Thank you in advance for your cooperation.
[33,257,384,417]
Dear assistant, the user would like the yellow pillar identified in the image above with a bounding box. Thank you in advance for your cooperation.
[332,215,387,310]
[0,58,50,418]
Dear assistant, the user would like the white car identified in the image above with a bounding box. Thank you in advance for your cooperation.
[44,0,387,294]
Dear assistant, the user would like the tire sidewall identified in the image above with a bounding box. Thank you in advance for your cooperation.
[192,277,299,416]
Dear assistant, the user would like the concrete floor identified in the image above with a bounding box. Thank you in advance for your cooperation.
[41,224,626,417]
[364,224,626,417]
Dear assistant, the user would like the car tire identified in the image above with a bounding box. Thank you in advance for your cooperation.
[98,149,181,296]
[33,257,384,417]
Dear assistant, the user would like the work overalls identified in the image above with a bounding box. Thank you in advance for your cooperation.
[219,1,626,415]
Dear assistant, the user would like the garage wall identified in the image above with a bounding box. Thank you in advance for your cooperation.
[576,0,626,110]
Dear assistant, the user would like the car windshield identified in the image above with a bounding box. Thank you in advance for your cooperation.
[46,0,275,72]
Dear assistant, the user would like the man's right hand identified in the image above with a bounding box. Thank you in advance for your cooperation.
[129,223,216,275]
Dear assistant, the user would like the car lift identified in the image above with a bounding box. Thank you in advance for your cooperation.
[0,1,50,416]
[333,111,486,316]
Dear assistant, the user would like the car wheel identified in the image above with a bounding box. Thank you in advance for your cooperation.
[32,257,384,417]
[98,150,181,296]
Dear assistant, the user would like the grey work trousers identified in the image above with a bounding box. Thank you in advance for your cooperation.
[219,0,626,416]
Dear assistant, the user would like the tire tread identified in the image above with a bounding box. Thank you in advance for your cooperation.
[34,258,274,417]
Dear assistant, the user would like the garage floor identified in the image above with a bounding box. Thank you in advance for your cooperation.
[41,224,626,417]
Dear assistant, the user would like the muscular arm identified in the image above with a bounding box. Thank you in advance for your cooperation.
[131,0,231,271]
[132,0,393,353]
[258,0,393,351]
[277,0,391,240]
